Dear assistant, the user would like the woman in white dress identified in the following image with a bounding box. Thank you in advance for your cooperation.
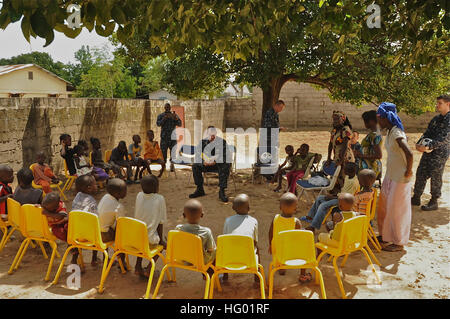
[376,102,414,252]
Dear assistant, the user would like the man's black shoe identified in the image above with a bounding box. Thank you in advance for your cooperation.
[421,199,438,211]
[411,196,421,206]
[219,188,228,202]
[189,189,205,198]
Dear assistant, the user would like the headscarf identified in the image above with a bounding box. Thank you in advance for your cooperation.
[376,102,404,131]
[332,110,353,130]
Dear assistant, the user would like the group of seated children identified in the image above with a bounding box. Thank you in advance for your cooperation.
[60,131,166,187]
[272,144,321,194]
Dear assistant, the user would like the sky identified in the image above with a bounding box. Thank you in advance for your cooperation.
[0,22,111,64]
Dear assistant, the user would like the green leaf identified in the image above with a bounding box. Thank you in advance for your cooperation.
[30,11,50,38]
[332,51,341,63]
[43,29,54,47]
[21,15,31,42]
[111,6,127,25]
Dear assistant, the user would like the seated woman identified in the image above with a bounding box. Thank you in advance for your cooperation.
[143,130,166,178]
[90,137,113,175]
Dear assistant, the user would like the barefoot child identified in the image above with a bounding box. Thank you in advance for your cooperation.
[98,178,128,267]
[176,199,216,269]
[128,135,151,183]
[286,144,320,194]
[222,194,259,283]
[32,151,60,194]
[71,175,99,265]
[143,130,165,178]
[268,192,310,282]
[14,168,43,205]
[134,175,167,277]
[318,193,355,247]
[0,165,14,221]
[272,145,295,192]
[41,192,79,265]
[353,169,377,215]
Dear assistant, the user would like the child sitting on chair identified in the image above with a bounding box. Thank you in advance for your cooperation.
[272,145,295,192]
[143,130,165,178]
[222,194,259,284]
[176,199,216,268]
[128,135,151,183]
[90,137,113,175]
[60,134,76,176]
[14,168,43,205]
[76,140,109,181]
[110,141,133,184]
[268,192,311,283]
[98,178,128,268]
[41,192,79,265]
[134,175,167,277]
[319,193,355,247]
[71,175,99,265]
[353,169,377,215]
[0,165,14,221]
[286,144,320,194]
[32,151,60,194]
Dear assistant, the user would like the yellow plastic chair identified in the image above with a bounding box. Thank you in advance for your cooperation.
[30,164,67,200]
[367,188,382,252]
[268,230,326,299]
[0,198,22,252]
[98,217,171,298]
[210,235,266,299]
[152,230,215,299]
[104,150,112,163]
[62,160,76,193]
[8,204,60,281]
[316,215,381,299]
[52,211,112,288]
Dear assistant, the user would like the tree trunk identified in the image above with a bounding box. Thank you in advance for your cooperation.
[260,76,285,127]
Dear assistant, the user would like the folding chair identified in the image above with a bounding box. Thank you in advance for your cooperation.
[152,230,215,299]
[8,204,60,281]
[296,162,341,201]
[52,211,113,289]
[30,164,67,200]
[251,146,279,184]
[316,215,381,299]
[62,160,76,193]
[210,235,265,299]
[269,230,326,299]
[98,217,171,298]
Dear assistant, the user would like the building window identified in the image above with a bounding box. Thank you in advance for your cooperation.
[10,93,21,97]
[28,71,33,80]
[48,94,58,98]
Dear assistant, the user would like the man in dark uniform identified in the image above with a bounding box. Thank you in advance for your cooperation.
[156,103,182,172]
[261,99,286,150]
[189,126,232,202]
[411,95,450,211]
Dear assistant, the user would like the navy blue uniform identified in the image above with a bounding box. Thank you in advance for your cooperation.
[156,111,182,162]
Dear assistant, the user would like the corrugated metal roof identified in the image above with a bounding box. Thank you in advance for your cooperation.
[0,64,71,84]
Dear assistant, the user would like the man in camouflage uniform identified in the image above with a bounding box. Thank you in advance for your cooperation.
[189,126,232,202]
[156,103,182,172]
[411,95,450,211]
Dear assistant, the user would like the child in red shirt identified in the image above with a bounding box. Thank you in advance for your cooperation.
[0,165,14,221]
[32,151,60,194]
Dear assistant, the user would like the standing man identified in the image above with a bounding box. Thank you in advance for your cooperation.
[261,100,286,150]
[189,126,232,203]
[156,103,182,172]
[411,95,450,211]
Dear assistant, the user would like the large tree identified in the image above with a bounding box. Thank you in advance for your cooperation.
[1,0,448,122]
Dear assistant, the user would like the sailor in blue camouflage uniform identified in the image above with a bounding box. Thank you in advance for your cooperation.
[156,103,182,172]
[411,95,450,211]
[189,126,232,202]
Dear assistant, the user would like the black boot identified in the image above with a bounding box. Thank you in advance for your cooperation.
[421,198,438,211]
[219,188,228,202]
[411,195,421,206]
[189,187,205,198]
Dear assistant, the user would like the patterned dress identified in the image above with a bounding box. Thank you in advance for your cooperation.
[330,125,355,163]
[360,131,383,179]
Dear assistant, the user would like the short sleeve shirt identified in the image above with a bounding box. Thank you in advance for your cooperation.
[223,214,258,243]
[385,126,410,183]
[134,192,167,245]
[128,144,142,157]
[71,192,98,215]
[262,108,280,129]
[98,193,127,232]
[175,223,216,254]
[13,186,43,205]
[339,175,360,195]
[293,153,315,171]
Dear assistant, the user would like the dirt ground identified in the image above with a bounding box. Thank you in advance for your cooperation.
[0,131,448,299]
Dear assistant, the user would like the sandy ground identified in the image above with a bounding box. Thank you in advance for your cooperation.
[0,131,448,299]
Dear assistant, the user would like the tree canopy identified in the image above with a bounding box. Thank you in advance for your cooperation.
[1,0,448,120]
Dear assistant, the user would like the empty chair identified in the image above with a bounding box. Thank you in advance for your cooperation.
[269,230,326,299]
[210,234,265,299]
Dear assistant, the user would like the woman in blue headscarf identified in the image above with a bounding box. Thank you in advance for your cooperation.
[376,102,413,252]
